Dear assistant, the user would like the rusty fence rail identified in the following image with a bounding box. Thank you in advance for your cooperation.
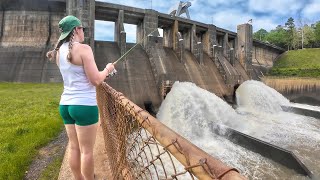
[97,83,246,180]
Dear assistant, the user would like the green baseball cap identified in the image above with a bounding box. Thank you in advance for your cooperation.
[58,15,82,41]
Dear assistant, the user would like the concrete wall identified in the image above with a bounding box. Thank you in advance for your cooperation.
[67,0,95,47]
[0,10,3,41]
[1,11,50,47]
[0,6,65,82]
[252,46,281,67]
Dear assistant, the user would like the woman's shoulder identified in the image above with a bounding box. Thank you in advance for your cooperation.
[74,43,92,53]
[76,43,91,49]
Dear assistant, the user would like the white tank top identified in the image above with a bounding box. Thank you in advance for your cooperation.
[59,42,97,106]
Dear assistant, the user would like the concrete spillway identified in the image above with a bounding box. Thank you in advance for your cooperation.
[94,41,162,108]
[94,41,230,108]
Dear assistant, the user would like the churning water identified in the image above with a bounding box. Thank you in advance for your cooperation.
[156,80,320,179]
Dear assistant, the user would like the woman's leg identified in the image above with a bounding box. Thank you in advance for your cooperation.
[76,123,98,180]
[65,124,83,180]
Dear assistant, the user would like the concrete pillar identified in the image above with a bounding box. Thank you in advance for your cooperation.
[172,20,178,50]
[196,42,203,65]
[138,9,159,48]
[203,25,216,57]
[190,24,203,64]
[66,0,95,48]
[191,24,196,53]
[237,23,253,73]
[163,27,173,48]
[175,32,185,63]
[115,10,126,56]
[171,20,185,63]
[136,22,143,44]
[183,29,191,51]
[223,32,228,56]
[0,10,3,42]
[212,45,218,59]
[230,48,235,66]
[234,37,238,55]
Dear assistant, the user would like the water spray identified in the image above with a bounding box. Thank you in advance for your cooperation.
[107,27,161,77]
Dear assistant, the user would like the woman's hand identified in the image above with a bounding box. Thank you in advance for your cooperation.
[105,63,115,73]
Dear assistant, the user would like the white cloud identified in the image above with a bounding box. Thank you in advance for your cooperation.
[248,0,305,15]
[95,20,114,41]
[205,0,245,7]
[252,18,279,32]
[124,24,136,43]
[211,10,253,31]
[302,0,320,22]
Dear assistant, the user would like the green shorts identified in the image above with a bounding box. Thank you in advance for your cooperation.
[59,105,98,126]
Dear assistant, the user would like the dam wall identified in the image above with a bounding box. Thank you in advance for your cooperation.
[0,0,286,106]
[0,8,63,47]
[0,0,65,82]
[0,0,65,47]
[94,41,162,108]
[253,40,284,68]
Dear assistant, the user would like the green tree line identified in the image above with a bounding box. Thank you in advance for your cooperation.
[253,17,320,50]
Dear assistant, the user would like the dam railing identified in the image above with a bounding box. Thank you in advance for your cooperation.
[97,83,245,180]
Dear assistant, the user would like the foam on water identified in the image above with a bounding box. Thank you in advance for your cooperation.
[156,81,314,179]
[236,80,320,176]
[157,82,241,139]
[235,81,320,146]
[157,81,320,179]
[236,80,290,113]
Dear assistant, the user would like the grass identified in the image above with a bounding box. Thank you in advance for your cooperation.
[0,83,63,180]
[268,48,320,77]
[262,76,320,94]
[39,156,64,180]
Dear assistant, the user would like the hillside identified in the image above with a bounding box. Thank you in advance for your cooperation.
[269,48,320,77]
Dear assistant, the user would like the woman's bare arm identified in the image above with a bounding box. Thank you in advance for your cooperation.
[80,44,114,86]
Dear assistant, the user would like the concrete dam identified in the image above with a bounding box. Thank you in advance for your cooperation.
[0,0,285,108]
[2,1,320,179]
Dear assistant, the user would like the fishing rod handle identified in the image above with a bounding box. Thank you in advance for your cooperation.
[107,69,117,77]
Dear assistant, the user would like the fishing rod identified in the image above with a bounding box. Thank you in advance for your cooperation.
[107,27,161,77]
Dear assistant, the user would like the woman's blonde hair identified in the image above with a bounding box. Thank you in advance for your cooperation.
[46,29,76,62]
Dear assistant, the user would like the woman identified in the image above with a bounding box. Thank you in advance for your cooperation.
[47,15,114,180]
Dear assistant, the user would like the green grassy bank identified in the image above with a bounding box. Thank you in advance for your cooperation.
[0,83,63,179]
[269,48,320,77]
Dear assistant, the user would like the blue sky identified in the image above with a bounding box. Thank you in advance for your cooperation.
[94,0,320,42]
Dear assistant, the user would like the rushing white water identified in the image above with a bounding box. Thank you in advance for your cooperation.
[156,81,320,179]
[236,80,290,113]
[236,80,320,178]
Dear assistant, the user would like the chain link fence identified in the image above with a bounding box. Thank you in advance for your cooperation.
[97,83,246,180]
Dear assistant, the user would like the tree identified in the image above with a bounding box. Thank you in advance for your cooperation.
[315,21,320,45]
[302,25,316,48]
[285,17,296,50]
[265,27,287,49]
[253,28,268,41]
[292,28,300,49]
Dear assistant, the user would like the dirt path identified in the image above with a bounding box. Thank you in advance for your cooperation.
[25,129,68,180]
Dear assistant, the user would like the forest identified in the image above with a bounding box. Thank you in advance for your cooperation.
[253,18,320,50]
